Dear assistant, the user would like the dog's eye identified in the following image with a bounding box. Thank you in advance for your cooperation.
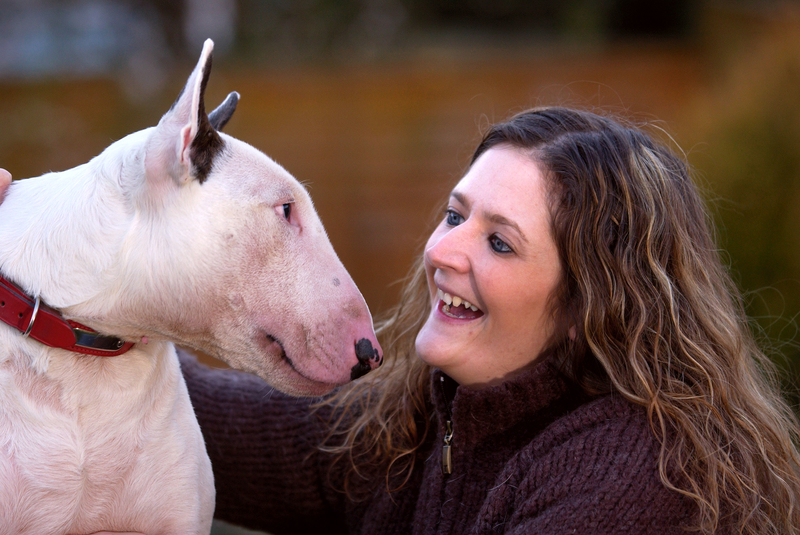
[274,202,297,227]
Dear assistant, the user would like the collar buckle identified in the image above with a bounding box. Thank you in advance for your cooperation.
[22,295,40,338]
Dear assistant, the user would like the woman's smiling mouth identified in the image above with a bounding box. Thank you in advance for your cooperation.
[437,288,485,319]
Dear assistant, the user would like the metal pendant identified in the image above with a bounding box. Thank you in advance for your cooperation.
[442,420,453,475]
[442,444,452,474]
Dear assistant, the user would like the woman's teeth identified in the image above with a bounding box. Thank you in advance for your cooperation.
[437,288,479,312]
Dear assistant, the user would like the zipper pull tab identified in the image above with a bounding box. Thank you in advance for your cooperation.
[442,419,453,475]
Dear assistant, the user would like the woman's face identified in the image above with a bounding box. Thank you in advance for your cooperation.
[415,146,563,387]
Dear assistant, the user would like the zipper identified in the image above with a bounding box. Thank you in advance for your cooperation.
[440,375,454,475]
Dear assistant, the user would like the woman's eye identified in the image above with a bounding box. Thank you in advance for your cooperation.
[282,203,292,220]
[490,235,512,254]
[445,209,463,226]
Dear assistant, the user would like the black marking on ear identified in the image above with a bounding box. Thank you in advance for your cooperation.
[190,55,225,184]
[209,91,239,131]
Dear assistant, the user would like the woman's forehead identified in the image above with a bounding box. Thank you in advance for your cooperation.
[452,147,548,212]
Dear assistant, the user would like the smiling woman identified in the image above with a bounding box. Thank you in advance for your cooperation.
[415,146,562,387]
[176,107,800,535]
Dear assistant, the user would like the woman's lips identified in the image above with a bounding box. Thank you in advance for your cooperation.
[436,287,484,320]
[440,300,485,319]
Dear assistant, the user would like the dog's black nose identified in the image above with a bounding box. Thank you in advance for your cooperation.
[350,338,381,380]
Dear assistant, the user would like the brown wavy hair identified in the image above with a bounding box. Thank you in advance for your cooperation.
[319,107,800,534]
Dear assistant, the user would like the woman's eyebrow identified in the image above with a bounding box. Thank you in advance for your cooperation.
[486,212,528,244]
[451,190,469,208]
[451,190,528,244]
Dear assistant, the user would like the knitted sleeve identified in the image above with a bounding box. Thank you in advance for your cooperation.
[479,396,698,535]
[177,349,348,535]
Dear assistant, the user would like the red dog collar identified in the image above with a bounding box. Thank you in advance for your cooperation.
[0,275,134,357]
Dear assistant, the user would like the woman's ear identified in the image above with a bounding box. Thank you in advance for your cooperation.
[0,169,11,203]
[568,325,577,340]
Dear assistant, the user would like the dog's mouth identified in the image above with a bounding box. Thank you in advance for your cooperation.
[265,333,286,360]
[269,334,300,374]
[264,333,298,373]
[261,331,338,394]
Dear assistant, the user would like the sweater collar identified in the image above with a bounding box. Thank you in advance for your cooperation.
[430,350,583,444]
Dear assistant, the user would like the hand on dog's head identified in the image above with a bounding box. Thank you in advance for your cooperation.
[0,168,10,203]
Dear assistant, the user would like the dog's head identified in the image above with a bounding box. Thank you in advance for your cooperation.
[73,40,381,396]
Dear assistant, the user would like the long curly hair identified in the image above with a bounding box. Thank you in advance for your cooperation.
[319,107,800,534]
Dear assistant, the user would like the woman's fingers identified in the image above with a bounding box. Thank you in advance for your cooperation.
[0,168,11,203]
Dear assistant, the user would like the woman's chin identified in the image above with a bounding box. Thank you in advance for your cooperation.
[415,324,460,371]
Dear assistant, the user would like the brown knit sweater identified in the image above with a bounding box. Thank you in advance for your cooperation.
[179,350,701,534]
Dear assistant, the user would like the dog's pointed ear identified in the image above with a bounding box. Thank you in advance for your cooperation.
[147,39,224,185]
[209,92,239,131]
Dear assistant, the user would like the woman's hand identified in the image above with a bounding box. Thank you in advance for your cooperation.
[0,168,11,203]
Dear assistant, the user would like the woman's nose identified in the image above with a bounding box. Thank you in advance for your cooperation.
[424,224,471,273]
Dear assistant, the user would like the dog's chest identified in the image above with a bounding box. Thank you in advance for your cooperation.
[0,348,214,535]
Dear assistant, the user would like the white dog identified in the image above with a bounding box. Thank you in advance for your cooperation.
[0,40,382,535]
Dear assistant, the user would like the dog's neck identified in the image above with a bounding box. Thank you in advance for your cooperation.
[0,132,157,352]
[1,175,111,303]
[0,128,225,365]
[0,137,187,373]
[0,152,141,307]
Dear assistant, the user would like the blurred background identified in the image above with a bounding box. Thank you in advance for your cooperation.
[0,0,798,532]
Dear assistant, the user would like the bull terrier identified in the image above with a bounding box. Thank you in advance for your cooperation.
[0,39,382,535]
